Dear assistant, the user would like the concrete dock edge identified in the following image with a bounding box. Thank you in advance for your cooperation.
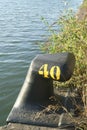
[0,123,75,130]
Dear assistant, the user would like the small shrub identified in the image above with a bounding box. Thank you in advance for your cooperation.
[40,4,87,129]
[41,11,87,89]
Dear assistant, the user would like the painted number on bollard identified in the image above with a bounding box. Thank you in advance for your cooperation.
[38,64,61,80]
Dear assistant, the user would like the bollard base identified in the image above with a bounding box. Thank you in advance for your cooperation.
[7,94,76,128]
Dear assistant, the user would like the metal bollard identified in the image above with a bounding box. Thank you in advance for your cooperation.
[6,52,75,127]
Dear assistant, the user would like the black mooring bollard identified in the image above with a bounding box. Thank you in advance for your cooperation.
[6,52,75,127]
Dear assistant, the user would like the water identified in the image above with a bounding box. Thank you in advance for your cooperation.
[0,0,83,126]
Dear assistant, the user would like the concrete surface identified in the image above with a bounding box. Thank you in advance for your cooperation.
[0,123,75,130]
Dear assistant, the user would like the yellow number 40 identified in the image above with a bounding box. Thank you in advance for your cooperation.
[38,64,61,80]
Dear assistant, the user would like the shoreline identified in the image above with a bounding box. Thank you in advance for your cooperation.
[76,7,87,20]
[0,1,87,130]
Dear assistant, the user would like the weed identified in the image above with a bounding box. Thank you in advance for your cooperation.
[41,10,87,90]
[40,8,87,128]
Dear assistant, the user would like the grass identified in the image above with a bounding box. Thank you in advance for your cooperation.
[41,10,87,90]
[40,4,87,129]
[81,0,87,8]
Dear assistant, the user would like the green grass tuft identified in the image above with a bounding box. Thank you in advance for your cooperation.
[41,11,87,89]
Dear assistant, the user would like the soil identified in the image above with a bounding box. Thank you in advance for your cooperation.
[76,7,87,20]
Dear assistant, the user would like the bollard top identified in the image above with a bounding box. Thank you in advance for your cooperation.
[32,52,75,81]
